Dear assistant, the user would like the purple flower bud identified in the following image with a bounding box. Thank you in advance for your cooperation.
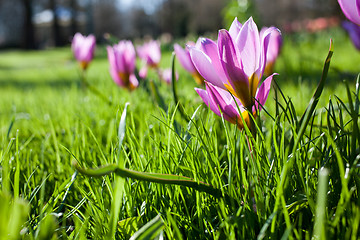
[107,40,138,90]
[71,33,96,70]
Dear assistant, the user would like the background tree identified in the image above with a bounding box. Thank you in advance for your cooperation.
[50,0,62,46]
[70,0,77,36]
[22,0,36,49]
[156,0,190,37]
[93,0,122,40]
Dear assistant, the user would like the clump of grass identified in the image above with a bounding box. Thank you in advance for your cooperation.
[0,28,359,239]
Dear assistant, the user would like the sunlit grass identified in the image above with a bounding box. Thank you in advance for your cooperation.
[0,26,359,239]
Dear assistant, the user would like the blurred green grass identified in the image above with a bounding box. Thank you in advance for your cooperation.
[1,26,359,121]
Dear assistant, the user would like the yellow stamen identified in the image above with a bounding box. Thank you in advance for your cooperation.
[249,73,260,105]
[236,110,257,130]
[192,71,205,85]
[119,72,137,90]
[80,61,88,70]
[224,81,252,109]
[264,62,274,77]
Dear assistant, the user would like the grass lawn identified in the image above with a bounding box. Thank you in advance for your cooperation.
[0,26,359,239]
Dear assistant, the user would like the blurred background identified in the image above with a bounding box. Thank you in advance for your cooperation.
[0,0,345,49]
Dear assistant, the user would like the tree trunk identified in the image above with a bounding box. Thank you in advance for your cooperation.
[22,0,36,49]
[70,0,77,35]
[50,0,62,46]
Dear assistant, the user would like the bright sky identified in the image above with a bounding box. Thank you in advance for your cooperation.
[118,0,164,14]
[118,0,133,9]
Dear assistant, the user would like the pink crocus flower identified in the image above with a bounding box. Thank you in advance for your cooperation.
[195,77,272,129]
[174,42,204,84]
[137,40,161,67]
[338,0,360,25]
[161,68,179,84]
[342,21,360,50]
[137,40,161,78]
[190,17,279,111]
[107,40,138,90]
[71,33,96,70]
[260,26,282,76]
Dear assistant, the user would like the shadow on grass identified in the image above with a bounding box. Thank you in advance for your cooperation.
[0,78,77,90]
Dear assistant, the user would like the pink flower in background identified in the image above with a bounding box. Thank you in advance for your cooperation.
[342,21,360,50]
[338,0,360,25]
[138,67,148,79]
[161,68,179,84]
[107,40,138,90]
[72,33,96,70]
[190,17,279,109]
[137,40,161,78]
[260,26,283,76]
[137,40,161,67]
[195,77,272,129]
[174,42,204,84]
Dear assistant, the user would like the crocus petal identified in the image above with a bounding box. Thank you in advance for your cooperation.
[161,68,178,84]
[136,46,146,60]
[197,38,228,85]
[122,41,136,72]
[259,27,280,77]
[107,40,138,90]
[190,47,226,88]
[139,66,148,79]
[71,33,82,59]
[72,33,96,66]
[228,17,242,40]
[80,35,95,61]
[149,41,161,64]
[343,21,360,50]
[109,41,136,75]
[113,46,126,73]
[195,87,221,117]
[107,46,116,70]
[109,65,124,87]
[71,33,79,49]
[218,29,251,107]
[206,83,241,124]
[261,26,282,67]
[174,44,196,73]
[137,40,161,67]
[235,17,261,79]
[338,0,360,25]
[254,73,277,112]
[129,74,139,89]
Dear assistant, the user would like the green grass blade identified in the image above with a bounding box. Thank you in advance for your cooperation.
[312,168,329,240]
[14,130,20,199]
[149,80,167,112]
[118,216,141,239]
[75,163,225,199]
[57,170,78,214]
[271,39,334,233]
[129,215,164,240]
[257,211,278,240]
[344,78,360,162]
[355,74,360,115]
[183,104,202,142]
[107,103,129,239]
[171,51,190,121]
[1,138,14,193]
[6,116,15,139]
[118,103,129,161]
[294,39,333,153]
